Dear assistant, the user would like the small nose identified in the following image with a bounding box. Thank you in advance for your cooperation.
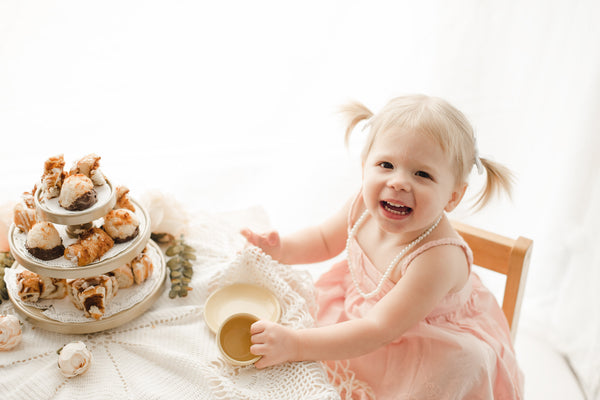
[387,171,411,191]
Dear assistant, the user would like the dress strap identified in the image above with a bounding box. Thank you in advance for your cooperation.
[399,238,474,276]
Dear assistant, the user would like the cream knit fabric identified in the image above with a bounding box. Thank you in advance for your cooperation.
[0,208,339,400]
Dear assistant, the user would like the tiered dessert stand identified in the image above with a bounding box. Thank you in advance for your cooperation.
[7,181,166,334]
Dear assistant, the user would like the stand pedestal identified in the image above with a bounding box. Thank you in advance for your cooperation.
[66,222,94,238]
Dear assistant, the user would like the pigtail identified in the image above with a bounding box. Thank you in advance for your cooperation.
[339,101,374,147]
[472,157,514,210]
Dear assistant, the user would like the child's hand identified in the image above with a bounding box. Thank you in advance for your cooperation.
[250,320,300,369]
[240,228,282,260]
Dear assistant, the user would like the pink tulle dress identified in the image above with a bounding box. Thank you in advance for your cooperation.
[314,205,524,400]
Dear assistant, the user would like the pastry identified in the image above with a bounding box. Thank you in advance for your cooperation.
[13,187,40,233]
[102,209,139,243]
[130,252,153,284]
[13,202,38,233]
[15,270,67,302]
[16,270,43,302]
[39,275,68,299]
[69,153,106,186]
[64,227,114,266]
[22,187,37,209]
[59,174,97,211]
[114,186,135,212]
[68,275,118,320]
[107,265,134,289]
[25,222,65,260]
[40,154,66,201]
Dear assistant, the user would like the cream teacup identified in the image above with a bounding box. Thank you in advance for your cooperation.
[217,313,261,366]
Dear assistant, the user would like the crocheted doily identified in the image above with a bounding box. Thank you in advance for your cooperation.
[202,246,338,399]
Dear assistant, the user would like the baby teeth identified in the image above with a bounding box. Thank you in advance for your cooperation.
[383,201,411,215]
[387,207,409,215]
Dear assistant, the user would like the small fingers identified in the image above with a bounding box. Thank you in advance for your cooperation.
[250,343,265,355]
[254,356,270,369]
[250,320,265,335]
[250,331,265,344]
[240,228,257,244]
[266,231,279,246]
[240,229,274,248]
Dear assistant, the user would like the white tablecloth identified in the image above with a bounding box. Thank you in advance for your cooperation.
[0,208,339,400]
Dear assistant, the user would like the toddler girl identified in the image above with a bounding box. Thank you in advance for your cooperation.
[241,94,523,399]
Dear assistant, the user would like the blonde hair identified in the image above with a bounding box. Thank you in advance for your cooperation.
[341,94,513,209]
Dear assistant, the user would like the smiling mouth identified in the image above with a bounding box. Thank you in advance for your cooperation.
[381,201,412,215]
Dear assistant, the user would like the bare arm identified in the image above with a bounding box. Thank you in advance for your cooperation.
[250,244,469,367]
[241,198,352,265]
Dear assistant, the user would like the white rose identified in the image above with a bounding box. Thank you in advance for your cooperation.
[0,315,22,351]
[58,341,93,377]
[140,190,189,237]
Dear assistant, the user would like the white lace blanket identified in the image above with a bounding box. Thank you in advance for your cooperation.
[0,208,339,400]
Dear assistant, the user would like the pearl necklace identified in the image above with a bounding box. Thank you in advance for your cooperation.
[346,210,443,299]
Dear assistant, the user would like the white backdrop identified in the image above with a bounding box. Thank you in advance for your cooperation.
[2,1,599,398]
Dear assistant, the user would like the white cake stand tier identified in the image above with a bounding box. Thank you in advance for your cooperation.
[7,240,167,334]
[35,179,117,237]
[7,191,167,333]
[9,198,152,279]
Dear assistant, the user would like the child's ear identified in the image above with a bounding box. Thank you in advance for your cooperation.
[444,183,468,212]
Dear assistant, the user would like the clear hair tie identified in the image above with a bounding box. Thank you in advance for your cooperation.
[474,137,484,175]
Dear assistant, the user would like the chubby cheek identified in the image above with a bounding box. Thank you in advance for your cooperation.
[409,188,444,219]
[361,177,382,211]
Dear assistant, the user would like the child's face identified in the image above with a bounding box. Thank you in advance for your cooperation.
[362,127,465,236]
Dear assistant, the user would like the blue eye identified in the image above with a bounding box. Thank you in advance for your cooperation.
[379,162,393,169]
[416,171,432,179]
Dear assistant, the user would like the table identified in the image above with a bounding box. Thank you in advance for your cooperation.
[0,208,339,400]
